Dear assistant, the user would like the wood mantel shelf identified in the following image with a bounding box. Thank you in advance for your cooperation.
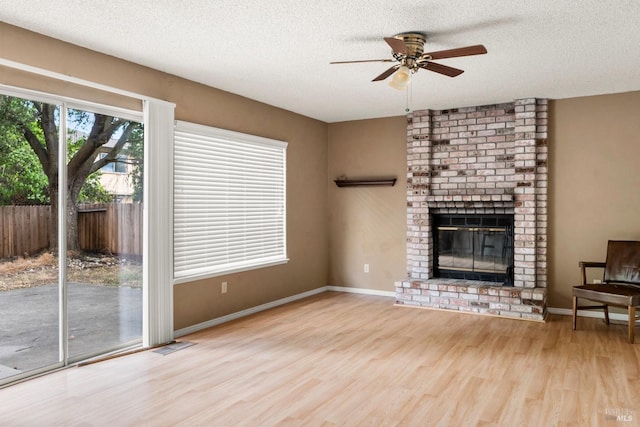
[334,178,397,188]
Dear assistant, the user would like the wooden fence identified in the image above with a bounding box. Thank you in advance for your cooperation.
[0,203,143,258]
[77,203,143,256]
[0,205,51,258]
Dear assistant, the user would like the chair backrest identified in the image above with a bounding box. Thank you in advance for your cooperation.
[604,240,640,284]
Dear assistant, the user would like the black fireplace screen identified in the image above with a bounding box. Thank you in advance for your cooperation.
[433,214,514,284]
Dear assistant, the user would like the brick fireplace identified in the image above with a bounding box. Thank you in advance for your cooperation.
[395,98,548,321]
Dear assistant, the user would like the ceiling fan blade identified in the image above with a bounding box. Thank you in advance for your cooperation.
[372,65,400,82]
[384,37,409,55]
[330,59,395,64]
[420,61,464,77]
[423,44,487,60]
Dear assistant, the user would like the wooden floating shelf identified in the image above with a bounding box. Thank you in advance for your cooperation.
[334,178,397,188]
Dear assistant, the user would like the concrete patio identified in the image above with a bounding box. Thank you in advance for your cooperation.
[0,283,142,380]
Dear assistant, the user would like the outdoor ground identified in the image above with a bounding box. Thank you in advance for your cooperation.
[0,251,143,379]
[0,251,142,292]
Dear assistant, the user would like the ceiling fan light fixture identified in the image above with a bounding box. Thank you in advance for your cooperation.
[388,65,412,90]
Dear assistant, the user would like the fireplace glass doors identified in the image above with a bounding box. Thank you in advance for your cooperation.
[433,214,514,285]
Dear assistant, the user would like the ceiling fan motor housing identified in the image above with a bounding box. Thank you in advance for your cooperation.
[393,32,427,70]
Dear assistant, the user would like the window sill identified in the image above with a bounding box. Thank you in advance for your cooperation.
[173,258,290,285]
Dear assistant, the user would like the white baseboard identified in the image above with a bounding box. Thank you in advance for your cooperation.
[548,307,629,321]
[173,285,395,337]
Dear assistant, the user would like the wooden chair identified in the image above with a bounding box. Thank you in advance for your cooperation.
[572,240,640,343]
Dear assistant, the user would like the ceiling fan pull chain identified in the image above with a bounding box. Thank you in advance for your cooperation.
[405,84,412,113]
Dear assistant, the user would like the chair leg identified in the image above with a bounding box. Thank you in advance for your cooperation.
[603,305,610,325]
[572,296,578,330]
[629,305,636,344]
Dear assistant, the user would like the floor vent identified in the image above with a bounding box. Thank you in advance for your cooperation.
[153,341,195,356]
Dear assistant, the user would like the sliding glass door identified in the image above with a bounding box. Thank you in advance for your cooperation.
[0,91,144,384]
[0,97,61,381]
[64,106,144,362]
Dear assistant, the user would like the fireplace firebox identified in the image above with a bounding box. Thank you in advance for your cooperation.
[433,214,514,285]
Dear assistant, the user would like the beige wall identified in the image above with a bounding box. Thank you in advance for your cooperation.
[327,117,407,291]
[548,91,640,308]
[0,23,328,330]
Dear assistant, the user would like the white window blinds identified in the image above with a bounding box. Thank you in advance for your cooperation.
[173,121,288,282]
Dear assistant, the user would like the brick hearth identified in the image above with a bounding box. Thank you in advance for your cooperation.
[395,98,548,321]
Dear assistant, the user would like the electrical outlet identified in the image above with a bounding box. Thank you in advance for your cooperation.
[221,281,228,293]
[593,279,602,284]
[364,264,369,273]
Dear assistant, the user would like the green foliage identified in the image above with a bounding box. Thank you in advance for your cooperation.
[0,143,49,204]
[78,173,112,203]
[0,96,144,206]
[0,96,49,204]
[124,125,144,202]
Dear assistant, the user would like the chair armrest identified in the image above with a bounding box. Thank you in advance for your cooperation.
[579,261,606,268]
[579,261,606,285]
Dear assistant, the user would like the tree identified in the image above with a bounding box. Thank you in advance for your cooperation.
[124,126,144,202]
[0,97,49,205]
[0,95,143,251]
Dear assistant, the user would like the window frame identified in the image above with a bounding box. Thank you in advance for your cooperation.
[173,120,288,285]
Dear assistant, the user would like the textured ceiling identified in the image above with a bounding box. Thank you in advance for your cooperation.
[1,1,639,123]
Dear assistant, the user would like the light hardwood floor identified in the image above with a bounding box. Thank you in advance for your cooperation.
[2,292,640,426]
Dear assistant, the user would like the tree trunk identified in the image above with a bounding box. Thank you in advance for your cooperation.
[47,176,82,253]
[66,196,80,252]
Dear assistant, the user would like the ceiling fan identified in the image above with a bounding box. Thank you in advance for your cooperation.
[330,32,487,89]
